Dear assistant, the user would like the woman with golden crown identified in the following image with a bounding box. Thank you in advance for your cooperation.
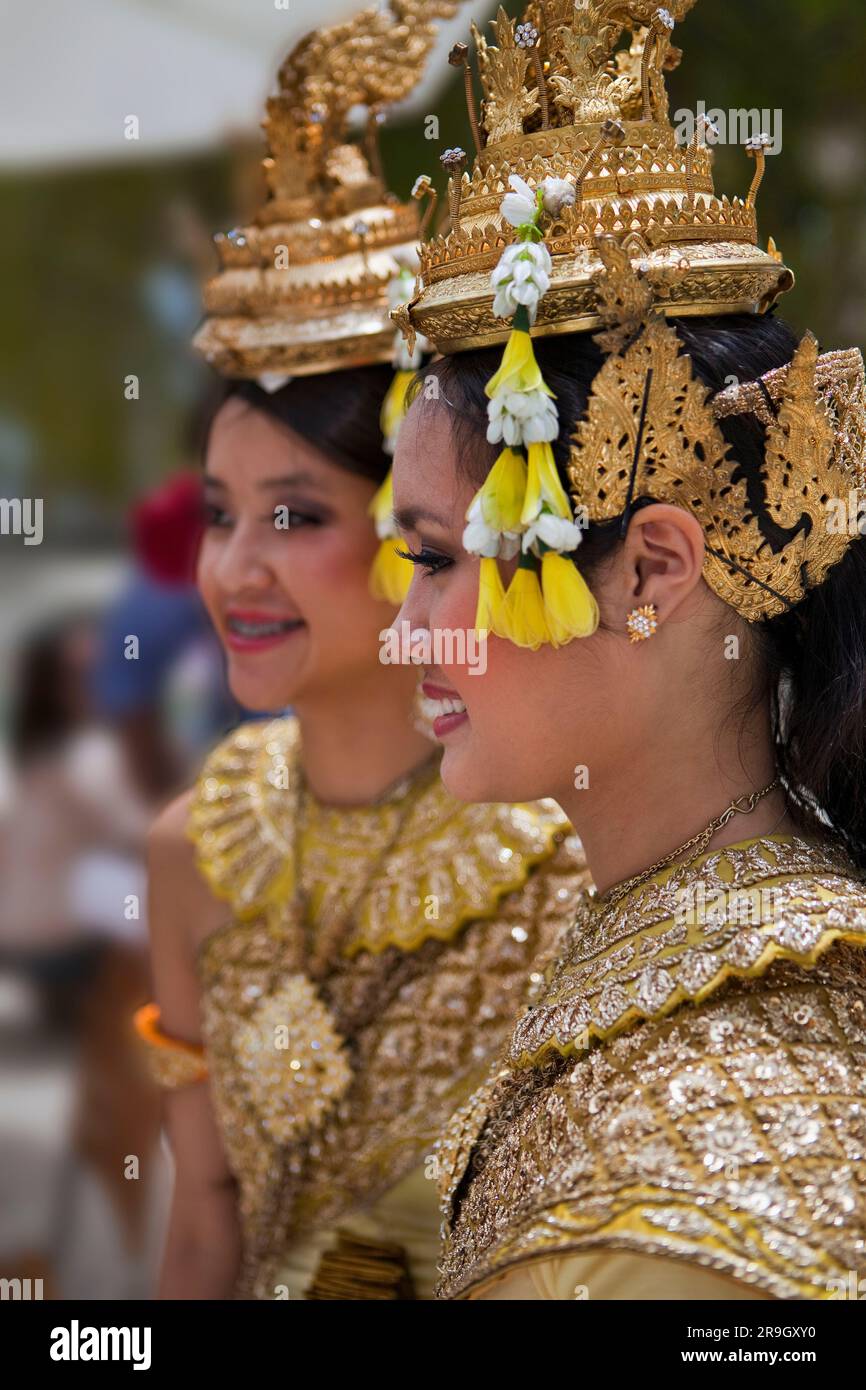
[134,1,590,1301]
[391,0,866,1299]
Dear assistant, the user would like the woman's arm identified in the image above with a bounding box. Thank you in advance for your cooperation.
[147,790,241,1299]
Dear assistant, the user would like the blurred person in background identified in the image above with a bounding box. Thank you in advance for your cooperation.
[136,5,589,1302]
[1,465,237,1298]
[0,612,160,1295]
[92,469,237,800]
[0,614,149,1026]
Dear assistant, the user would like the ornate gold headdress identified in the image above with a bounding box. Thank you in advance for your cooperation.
[194,0,462,382]
[193,2,467,605]
[395,0,866,646]
[570,243,866,622]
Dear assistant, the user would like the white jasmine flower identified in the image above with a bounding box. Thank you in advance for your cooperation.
[487,395,520,447]
[462,498,521,559]
[522,511,584,554]
[541,176,576,217]
[490,241,552,323]
[487,389,559,448]
[501,174,538,228]
[462,498,501,557]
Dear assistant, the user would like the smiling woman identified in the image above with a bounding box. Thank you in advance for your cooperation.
[196,370,398,715]
[391,0,866,1302]
[134,4,589,1304]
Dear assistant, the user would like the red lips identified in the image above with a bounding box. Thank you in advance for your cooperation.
[223,609,304,653]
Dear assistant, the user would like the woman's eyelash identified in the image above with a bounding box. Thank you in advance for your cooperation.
[272,508,322,529]
[204,502,231,528]
[203,504,323,529]
[396,546,453,576]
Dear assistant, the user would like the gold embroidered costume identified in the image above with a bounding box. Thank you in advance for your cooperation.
[133,2,594,1299]
[389,0,866,1298]
[435,837,866,1299]
[139,718,588,1297]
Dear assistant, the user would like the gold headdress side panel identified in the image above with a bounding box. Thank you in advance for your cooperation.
[568,312,765,617]
[194,2,462,379]
[568,317,865,620]
[713,346,866,492]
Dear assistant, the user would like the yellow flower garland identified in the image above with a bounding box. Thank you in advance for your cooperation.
[460,209,602,648]
[369,468,413,604]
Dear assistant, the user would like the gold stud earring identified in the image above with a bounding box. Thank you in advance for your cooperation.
[626,603,658,642]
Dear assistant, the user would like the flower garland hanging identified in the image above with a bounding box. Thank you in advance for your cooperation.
[461,175,599,649]
[369,266,425,603]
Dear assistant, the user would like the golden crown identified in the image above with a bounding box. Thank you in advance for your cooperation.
[193,1,462,381]
[401,0,793,354]
[399,2,866,649]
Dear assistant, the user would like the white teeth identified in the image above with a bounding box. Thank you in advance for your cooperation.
[421,694,467,719]
[228,618,298,637]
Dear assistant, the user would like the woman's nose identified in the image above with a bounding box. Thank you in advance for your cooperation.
[217,522,273,591]
[394,572,428,633]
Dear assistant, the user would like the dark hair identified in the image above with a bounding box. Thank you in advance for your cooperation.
[200,364,396,484]
[420,315,866,871]
[9,615,95,767]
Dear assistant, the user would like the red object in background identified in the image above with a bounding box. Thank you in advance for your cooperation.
[130,473,204,586]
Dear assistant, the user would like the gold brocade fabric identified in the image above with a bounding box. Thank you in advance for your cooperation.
[187,717,589,1298]
[435,836,866,1300]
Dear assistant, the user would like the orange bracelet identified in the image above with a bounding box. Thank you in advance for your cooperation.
[133,1002,209,1089]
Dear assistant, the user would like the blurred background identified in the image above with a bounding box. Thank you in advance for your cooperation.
[0,0,863,1299]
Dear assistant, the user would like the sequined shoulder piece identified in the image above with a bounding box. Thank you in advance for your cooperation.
[188,717,300,919]
[345,788,576,957]
[434,839,866,1301]
[436,942,866,1301]
[508,836,866,1064]
[187,716,581,956]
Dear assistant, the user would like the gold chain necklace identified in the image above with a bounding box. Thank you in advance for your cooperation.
[599,779,780,910]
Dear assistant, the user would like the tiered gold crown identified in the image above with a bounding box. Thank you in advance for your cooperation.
[396,1,866,650]
[403,0,794,353]
[193,1,462,381]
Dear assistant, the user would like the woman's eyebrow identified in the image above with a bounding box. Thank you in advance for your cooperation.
[204,470,327,493]
[256,471,326,491]
[393,504,451,531]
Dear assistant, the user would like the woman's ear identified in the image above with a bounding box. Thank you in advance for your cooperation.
[619,504,706,622]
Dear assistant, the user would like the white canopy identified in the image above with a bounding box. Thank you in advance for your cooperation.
[1,0,493,168]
